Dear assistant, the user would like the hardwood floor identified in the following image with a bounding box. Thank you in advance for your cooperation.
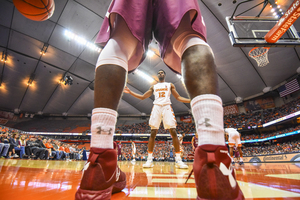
[0,158,300,200]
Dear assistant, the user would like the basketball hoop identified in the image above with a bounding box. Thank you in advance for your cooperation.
[248,47,270,67]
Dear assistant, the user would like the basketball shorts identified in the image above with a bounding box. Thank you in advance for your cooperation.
[132,148,136,155]
[95,0,207,73]
[228,132,242,147]
[149,104,177,130]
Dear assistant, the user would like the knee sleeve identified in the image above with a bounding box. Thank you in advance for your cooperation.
[173,33,213,58]
[96,38,129,72]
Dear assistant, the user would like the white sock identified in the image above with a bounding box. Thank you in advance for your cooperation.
[148,152,153,160]
[175,153,181,161]
[90,108,117,149]
[191,94,225,146]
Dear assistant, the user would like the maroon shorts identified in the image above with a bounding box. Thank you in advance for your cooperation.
[95,0,207,73]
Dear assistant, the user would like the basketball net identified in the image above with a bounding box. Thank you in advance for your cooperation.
[248,47,270,67]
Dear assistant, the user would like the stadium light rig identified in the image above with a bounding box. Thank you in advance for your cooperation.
[1,51,7,62]
[40,43,49,55]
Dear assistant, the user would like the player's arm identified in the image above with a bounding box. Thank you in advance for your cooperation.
[170,83,190,103]
[224,130,229,141]
[124,86,153,100]
[191,136,195,150]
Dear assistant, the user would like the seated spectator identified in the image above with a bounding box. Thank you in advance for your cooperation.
[0,132,10,158]
[59,143,69,160]
[69,144,80,160]
[27,137,48,160]
[9,133,19,158]
[52,140,63,160]
[44,139,55,160]
[64,144,71,161]
[18,134,28,158]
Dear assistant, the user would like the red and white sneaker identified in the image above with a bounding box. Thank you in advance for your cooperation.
[193,144,244,200]
[75,147,126,200]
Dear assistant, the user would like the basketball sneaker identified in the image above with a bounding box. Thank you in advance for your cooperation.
[175,157,188,169]
[239,160,244,165]
[75,147,126,200]
[193,144,245,200]
[143,157,153,168]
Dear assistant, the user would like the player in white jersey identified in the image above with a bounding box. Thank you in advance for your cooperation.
[124,69,190,169]
[224,128,244,165]
[131,141,136,162]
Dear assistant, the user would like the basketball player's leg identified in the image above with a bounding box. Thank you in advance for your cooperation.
[229,145,235,164]
[164,106,188,168]
[75,15,139,200]
[169,128,180,152]
[170,12,244,200]
[237,138,244,164]
[144,106,161,168]
[148,129,158,152]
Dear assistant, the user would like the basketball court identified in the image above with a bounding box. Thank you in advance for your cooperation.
[1,159,300,200]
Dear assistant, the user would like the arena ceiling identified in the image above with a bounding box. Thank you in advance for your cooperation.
[0,0,299,117]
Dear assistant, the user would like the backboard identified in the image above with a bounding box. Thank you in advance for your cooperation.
[226,16,300,47]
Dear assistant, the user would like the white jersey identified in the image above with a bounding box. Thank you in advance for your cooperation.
[225,128,242,147]
[153,82,172,105]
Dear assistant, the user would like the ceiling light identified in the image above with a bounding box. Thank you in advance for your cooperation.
[64,29,101,52]
[135,69,155,83]
[263,87,272,93]
[235,97,243,103]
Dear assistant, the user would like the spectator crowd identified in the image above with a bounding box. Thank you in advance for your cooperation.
[1,98,300,161]
[0,129,85,161]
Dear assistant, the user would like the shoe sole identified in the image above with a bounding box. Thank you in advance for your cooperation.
[75,185,113,200]
[195,163,244,200]
[175,165,188,169]
[143,164,153,168]
[112,179,126,194]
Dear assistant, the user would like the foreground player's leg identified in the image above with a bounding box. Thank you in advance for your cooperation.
[181,43,244,199]
[75,15,139,200]
[143,129,157,168]
[170,128,188,169]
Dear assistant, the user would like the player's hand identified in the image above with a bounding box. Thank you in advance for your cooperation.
[124,86,131,94]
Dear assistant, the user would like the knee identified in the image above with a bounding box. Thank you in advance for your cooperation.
[150,130,157,138]
[185,45,214,63]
